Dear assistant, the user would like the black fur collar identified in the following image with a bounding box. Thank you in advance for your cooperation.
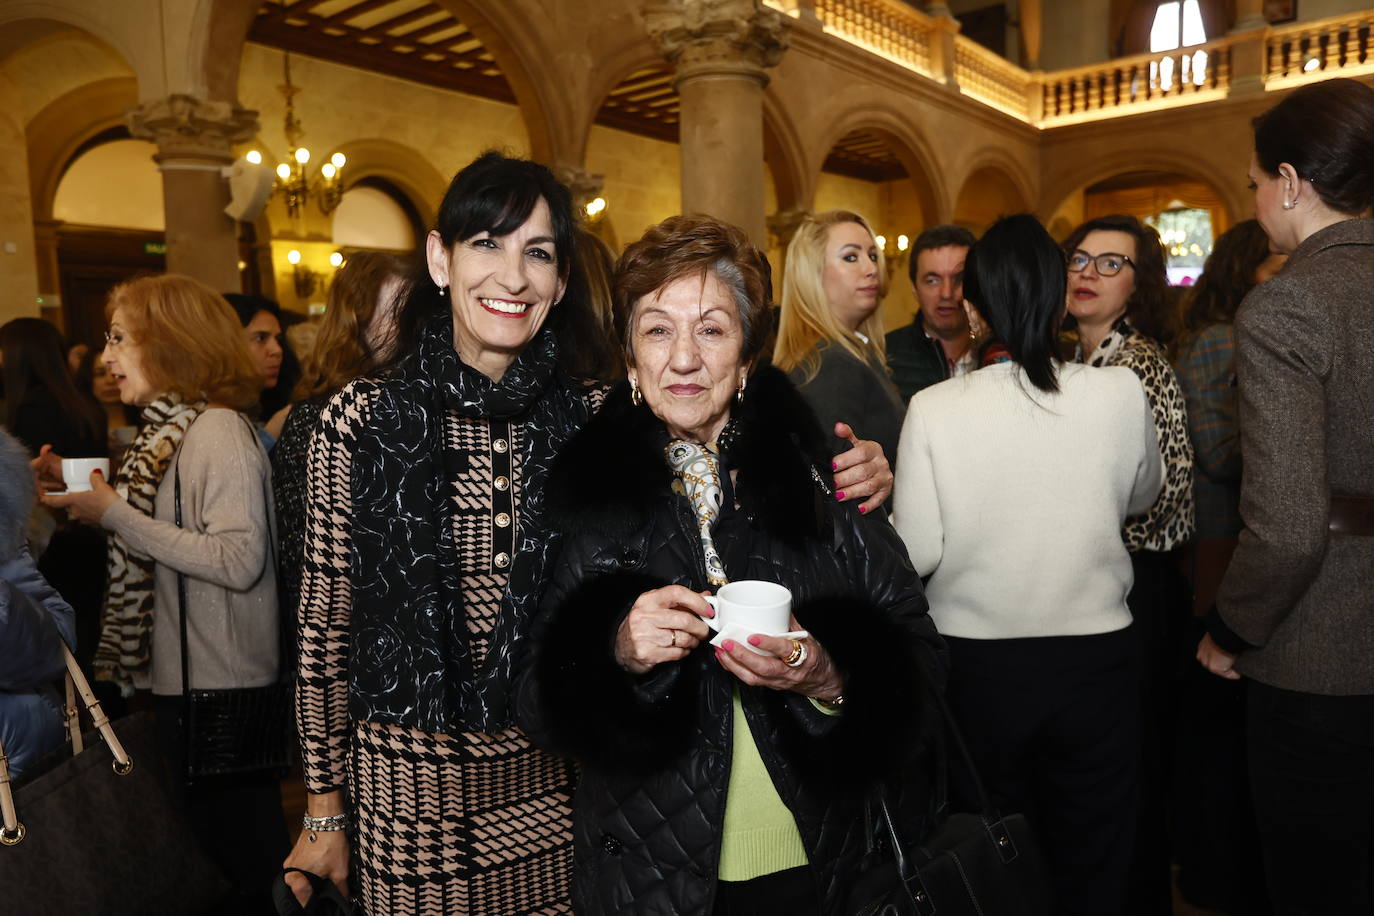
[546,366,832,546]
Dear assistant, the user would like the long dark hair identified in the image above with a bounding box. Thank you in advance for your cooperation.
[1253,78,1374,216]
[1176,219,1271,347]
[0,317,105,445]
[1062,214,1173,345]
[386,151,610,380]
[223,293,301,419]
[964,214,1066,394]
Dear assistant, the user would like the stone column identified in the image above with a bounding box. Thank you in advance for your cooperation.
[646,0,790,246]
[1228,0,1269,95]
[127,95,258,293]
[923,4,961,88]
[1232,0,1268,32]
[1020,0,1043,69]
[0,72,39,324]
[766,207,807,293]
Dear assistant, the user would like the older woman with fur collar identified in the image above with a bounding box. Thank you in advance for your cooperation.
[517,215,944,916]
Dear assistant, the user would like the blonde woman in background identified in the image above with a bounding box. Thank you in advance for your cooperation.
[774,210,906,494]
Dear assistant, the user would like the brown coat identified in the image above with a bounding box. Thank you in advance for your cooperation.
[1218,218,1374,695]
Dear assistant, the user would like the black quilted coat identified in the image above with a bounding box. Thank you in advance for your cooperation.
[516,367,946,916]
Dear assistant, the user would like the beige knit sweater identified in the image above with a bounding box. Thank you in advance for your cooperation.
[101,408,279,694]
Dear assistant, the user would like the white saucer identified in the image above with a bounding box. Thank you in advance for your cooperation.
[709,624,810,657]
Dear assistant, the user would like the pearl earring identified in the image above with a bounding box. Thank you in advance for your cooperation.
[1281,200,1296,210]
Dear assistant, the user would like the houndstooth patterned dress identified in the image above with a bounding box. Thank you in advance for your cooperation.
[297,380,575,915]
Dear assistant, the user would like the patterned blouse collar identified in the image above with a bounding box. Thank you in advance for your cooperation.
[1076,316,1135,368]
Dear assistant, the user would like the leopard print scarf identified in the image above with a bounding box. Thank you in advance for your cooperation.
[93,395,205,691]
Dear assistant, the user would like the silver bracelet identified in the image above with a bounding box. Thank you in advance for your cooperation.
[303,812,349,842]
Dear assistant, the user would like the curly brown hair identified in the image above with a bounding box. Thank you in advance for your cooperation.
[613,214,773,372]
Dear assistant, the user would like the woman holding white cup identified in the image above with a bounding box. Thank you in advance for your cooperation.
[519,215,944,916]
[36,274,288,913]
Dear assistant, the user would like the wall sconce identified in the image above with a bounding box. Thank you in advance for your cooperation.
[287,249,320,299]
[584,196,607,224]
[873,233,910,279]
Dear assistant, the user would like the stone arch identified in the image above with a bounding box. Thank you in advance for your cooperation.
[429,0,572,166]
[329,138,446,230]
[0,7,142,88]
[26,77,139,222]
[954,148,1035,215]
[575,37,665,169]
[1040,149,1243,231]
[811,107,949,227]
[762,89,809,214]
[195,0,261,101]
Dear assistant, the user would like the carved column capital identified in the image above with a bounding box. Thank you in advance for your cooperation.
[126,94,259,164]
[644,0,790,86]
[767,207,808,250]
[553,165,606,213]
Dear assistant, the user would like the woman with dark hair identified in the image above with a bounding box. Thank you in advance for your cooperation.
[75,346,141,468]
[520,213,942,915]
[1,318,108,681]
[224,292,300,446]
[1,317,105,457]
[270,251,411,643]
[1168,218,1279,913]
[894,214,1163,915]
[1197,77,1374,914]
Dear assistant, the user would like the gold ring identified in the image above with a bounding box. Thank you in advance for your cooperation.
[669,630,679,648]
[782,639,804,667]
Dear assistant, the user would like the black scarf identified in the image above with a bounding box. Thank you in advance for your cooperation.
[348,309,593,733]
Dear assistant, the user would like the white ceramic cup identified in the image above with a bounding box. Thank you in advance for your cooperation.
[61,457,110,493]
[703,580,792,637]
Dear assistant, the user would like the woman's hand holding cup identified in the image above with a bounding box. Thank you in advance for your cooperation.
[615,585,714,675]
[715,620,844,702]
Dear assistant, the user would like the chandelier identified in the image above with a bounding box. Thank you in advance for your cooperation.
[258,48,345,219]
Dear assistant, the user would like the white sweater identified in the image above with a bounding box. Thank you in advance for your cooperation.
[893,361,1163,639]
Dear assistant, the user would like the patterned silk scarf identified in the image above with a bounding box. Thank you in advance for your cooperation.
[665,440,729,587]
[94,395,205,690]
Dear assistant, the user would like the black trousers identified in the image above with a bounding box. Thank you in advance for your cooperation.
[712,865,820,916]
[944,628,1140,916]
[1247,682,1374,915]
[153,696,291,915]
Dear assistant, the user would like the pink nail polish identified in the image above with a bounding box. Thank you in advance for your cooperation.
[859,505,868,514]
[721,640,734,652]
[836,491,846,501]
[747,635,762,646]
[832,461,838,471]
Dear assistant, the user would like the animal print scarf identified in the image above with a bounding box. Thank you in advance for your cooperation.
[93,395,204,691]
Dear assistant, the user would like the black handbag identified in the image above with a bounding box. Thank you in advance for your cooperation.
[175,429,295,787]
[0,648,228,915]
[848,673,1052,916]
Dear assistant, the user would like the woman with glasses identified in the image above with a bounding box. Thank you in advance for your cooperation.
[38,275,288,913]
[894,214,1162,914]
[1061,213,1196,910]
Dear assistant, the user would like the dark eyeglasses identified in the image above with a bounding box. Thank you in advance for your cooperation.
[1067,250,1135,277]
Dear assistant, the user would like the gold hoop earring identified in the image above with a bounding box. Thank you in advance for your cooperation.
[630,378,643,407]
[736,378,746,403]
